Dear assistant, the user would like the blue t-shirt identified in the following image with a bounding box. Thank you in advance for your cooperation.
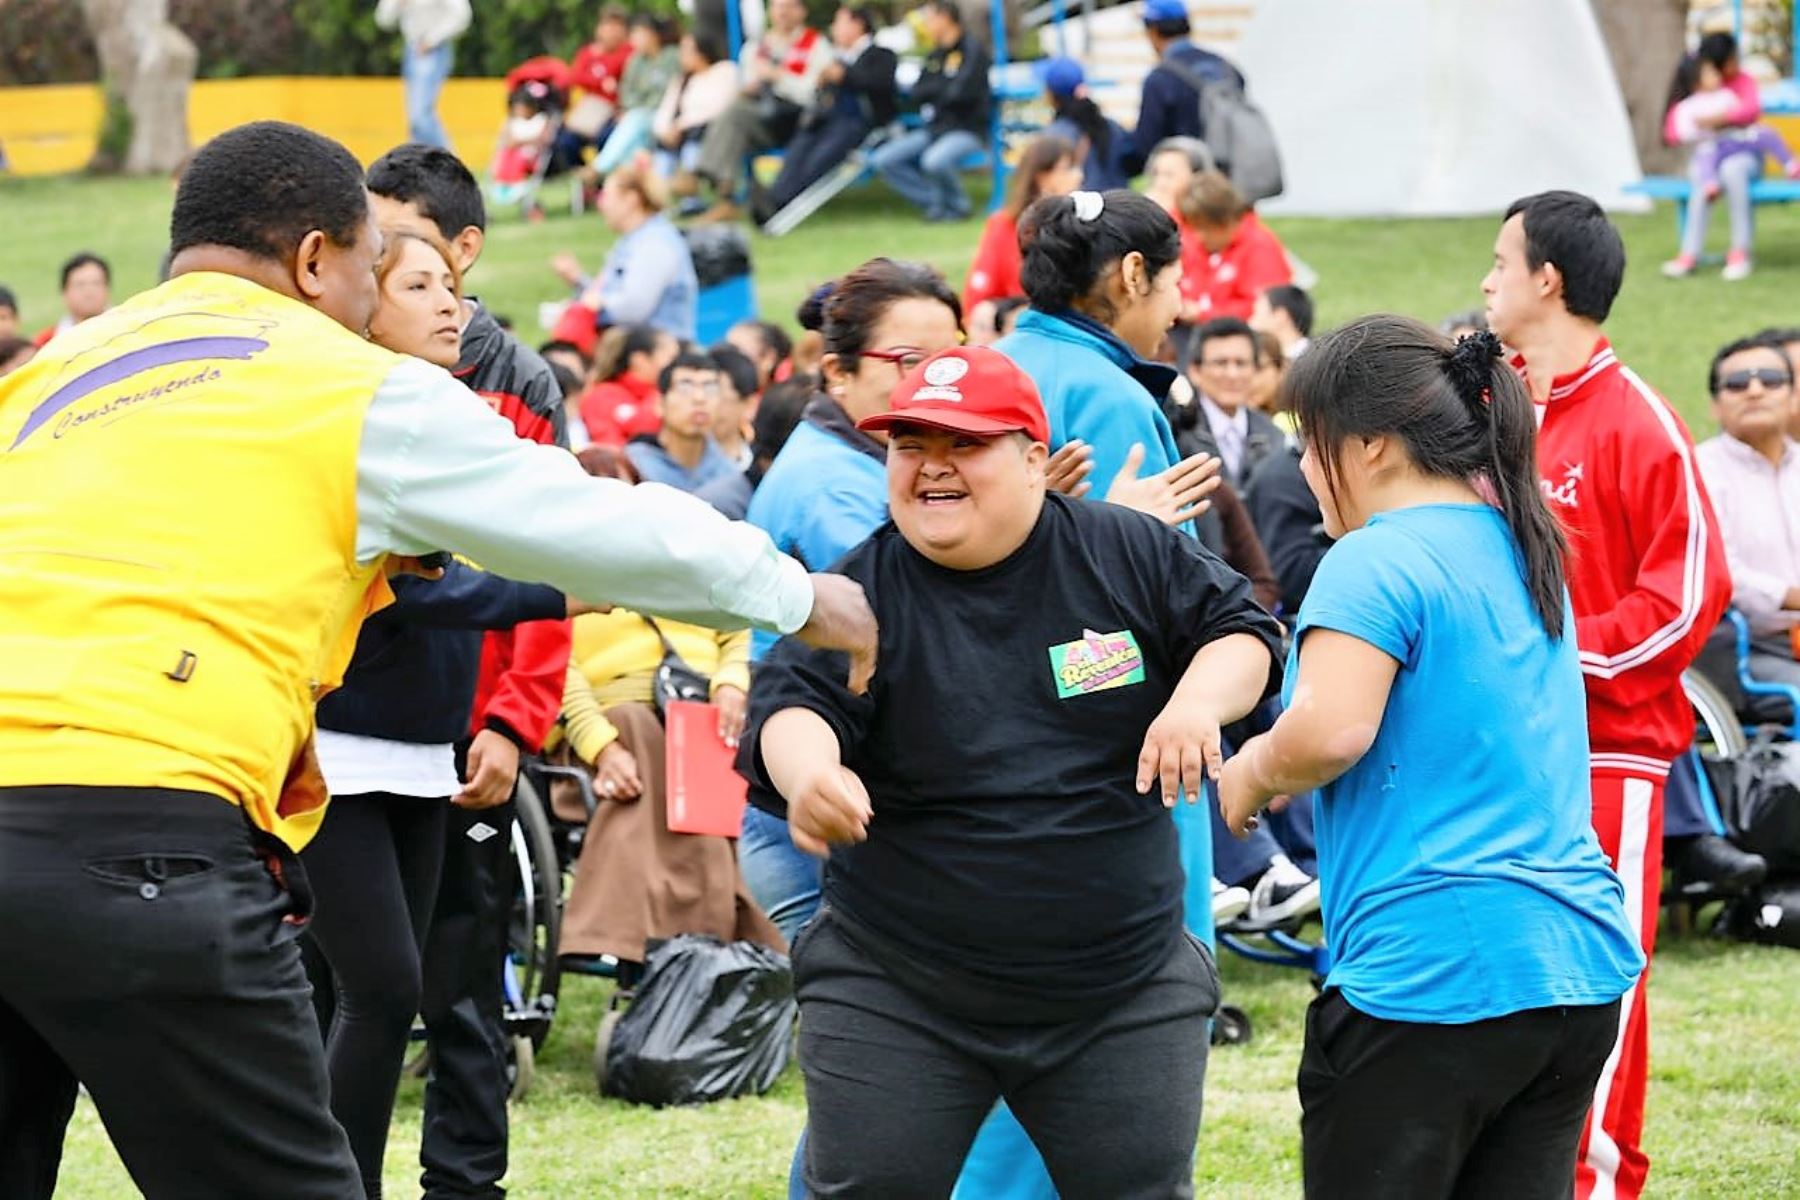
[1289,504,1643,1024]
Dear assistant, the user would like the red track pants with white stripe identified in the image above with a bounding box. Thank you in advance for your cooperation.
[1575,765,1665,1200]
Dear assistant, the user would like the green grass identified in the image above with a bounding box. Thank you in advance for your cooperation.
[9,171,1800,1196]
[11,169,1800,433]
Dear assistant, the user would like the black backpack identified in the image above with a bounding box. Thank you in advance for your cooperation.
[1161,56,1285,203]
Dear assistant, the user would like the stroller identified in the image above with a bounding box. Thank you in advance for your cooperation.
[488,56,572,219]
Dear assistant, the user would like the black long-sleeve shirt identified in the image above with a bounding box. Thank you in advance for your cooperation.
[912,35,992,138]
[742,493,1280,1023]
[1244,442,1332,617]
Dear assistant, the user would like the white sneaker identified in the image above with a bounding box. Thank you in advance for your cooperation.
[1246,857,1322,925]
[1722,251,1753,282]
[1211,877,1251,924]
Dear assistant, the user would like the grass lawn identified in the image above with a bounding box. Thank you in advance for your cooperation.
[7,170,1800,1197]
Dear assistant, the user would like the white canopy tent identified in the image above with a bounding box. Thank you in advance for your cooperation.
[1232,0,1649,216]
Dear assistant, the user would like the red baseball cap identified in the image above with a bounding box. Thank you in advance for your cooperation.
[857,346,1051,444]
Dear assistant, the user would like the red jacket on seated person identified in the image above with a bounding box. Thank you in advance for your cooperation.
[579,372,661,447]
[1177,171,1291,322]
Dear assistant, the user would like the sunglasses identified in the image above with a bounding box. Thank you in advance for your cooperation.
[1719,367,1793,393]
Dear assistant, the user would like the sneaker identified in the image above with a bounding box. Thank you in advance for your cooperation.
[1723,249,1753,282]
[1670,833,1767,896]
[1211,877,1251,924]
[1246,859,1322,925]
[1661,254,1698,279]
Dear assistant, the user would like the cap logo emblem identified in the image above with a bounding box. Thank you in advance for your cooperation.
[923,357,969,386]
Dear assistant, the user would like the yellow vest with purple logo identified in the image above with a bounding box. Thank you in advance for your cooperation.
[0,272,398,848]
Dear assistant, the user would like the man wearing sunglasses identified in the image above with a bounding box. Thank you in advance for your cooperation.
[1698,335,1800,692]
[624,346,739,493]
[1482,190,1730,1200]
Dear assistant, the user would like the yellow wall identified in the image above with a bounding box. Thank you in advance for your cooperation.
[1,77,509,175]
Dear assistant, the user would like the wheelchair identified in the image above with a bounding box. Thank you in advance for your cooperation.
[508,755,659,1092]
[1671,611,1800,931]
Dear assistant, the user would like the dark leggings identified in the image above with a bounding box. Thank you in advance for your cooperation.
[300,792,448,1199]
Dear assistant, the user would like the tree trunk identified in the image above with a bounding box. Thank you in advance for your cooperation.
[1590,0,1689,175]
[79,0,197,175]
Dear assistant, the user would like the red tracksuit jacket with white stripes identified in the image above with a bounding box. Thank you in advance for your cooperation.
[1531,339,1732,772]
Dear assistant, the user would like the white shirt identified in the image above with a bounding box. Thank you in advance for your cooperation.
[315,730,460,798]
[1695,432,1800,637]
[1199,392,1249,482]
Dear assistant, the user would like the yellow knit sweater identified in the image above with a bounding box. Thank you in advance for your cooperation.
[561,609,750,764]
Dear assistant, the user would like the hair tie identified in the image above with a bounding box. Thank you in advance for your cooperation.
[1070,191,1104,222]
[1445,329,1503,418]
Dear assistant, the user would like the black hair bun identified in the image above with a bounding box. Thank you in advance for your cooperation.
[797,281,835,332]
[1445,329,1503,409]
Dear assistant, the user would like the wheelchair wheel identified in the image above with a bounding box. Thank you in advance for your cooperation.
[1685,668,1749,758]
[509,775,563,1051]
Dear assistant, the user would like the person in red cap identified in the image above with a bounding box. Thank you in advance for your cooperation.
[741,345,1282,1198]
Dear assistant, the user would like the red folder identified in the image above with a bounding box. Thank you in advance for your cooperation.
[664,700,749,836]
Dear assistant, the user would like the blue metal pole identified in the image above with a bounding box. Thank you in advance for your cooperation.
[726,0,743,62]
[990,0,1008,212]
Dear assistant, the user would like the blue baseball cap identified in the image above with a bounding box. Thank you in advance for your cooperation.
[1036,56,1084,98]
[1142,0,1188,23]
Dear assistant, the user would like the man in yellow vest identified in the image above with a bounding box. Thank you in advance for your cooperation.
[0,120,875,1199]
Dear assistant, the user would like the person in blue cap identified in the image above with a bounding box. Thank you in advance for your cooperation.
[1123,0,1246,176]
[1041,57,1132,191]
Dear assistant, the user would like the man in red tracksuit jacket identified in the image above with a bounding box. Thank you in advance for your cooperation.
[1483,191,1731,1200]
[368,143,575,1200]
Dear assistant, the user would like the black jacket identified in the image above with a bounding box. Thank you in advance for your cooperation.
[809,43,899,129]
[1243,442,1331,616]
[453,298,568,450]
[1234,406,1284,493]
[913,36,992,138]
[316,563,566,745]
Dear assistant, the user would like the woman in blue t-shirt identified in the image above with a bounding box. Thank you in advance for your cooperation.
[1219,316,1643,1198]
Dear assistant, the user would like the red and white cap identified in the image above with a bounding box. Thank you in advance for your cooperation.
[857,346,1052,444]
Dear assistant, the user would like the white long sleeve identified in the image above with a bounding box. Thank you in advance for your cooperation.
[355,358,814,634]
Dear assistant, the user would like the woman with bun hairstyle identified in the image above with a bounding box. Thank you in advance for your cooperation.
[1219,317,1642,1198]
[996,189,1191,512]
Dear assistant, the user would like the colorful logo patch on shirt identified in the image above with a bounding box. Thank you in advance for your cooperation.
[1049,628,1145,699]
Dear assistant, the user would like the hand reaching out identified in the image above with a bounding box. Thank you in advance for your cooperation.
[1107,446,1221,527]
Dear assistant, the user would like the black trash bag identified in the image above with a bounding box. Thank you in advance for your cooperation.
[1717,739,1800,874]
[684,225,753,289]
[601,934,795,1106]
[1723,876,1800,949]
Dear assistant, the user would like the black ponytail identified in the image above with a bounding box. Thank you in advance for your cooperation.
[1283,315,1569,639]
[1451,331,1569,639]
[1018,189,1180,316]
[1052,93,1113,164]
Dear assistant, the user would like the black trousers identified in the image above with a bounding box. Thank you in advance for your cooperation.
[765,114,874,212]
[795,909,1218,1200]
[419,789,517,1200]
[303,792,449,1199]
[1300,989,1621,1200]
[0,786,360,1199]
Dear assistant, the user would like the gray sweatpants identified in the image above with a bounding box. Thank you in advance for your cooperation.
[793,909,1219,1199]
